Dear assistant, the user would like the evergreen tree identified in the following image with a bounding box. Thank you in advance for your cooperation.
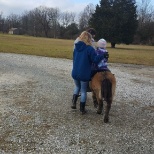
[89,0,138,48]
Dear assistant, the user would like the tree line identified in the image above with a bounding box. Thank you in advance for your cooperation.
[0,0,154,46]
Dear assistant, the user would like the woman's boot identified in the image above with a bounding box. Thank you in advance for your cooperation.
[80,102,86,114]
[71,94,78,109]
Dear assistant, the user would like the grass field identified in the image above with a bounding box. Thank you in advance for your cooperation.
[0,33,154,66]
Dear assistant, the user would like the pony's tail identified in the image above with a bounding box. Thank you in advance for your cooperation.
[101,78,112,102]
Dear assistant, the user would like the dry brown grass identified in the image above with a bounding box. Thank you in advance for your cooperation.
[0,34,73,59]
[0,34,154,65]
[108,44,154,65]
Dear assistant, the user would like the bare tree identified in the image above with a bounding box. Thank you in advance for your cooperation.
[21,11,33,35]
[48,7,61,38]
[6,13,21,29]
[33,6,51,37]
[60,11,76,27]
[0,12,4,32]
[136,0,154,45]
[137,0,154,24]
[78,3,95,31]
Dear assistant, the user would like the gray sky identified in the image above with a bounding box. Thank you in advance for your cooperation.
[0,0,99,17]
[0,0,153,17]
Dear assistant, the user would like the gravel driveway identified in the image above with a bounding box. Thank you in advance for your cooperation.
[0,53,154,154]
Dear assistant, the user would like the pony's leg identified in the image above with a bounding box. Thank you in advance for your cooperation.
[97,99,103,114]
[92,91,98,108]
[96,90,103,114]
[104,100,112,123]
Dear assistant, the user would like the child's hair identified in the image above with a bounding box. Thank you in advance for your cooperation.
[97,39,107,48]
[86,28,96,36]
[79,31,92,46]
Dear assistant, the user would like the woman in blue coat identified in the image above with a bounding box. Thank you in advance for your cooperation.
[71,31,108,114]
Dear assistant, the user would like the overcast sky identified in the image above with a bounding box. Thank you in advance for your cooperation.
[0,0,100,17]
[0,0,153,17]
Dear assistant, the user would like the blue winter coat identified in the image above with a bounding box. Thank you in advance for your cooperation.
[72,41,104,81]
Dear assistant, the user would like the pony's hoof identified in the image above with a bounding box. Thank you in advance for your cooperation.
[94,104,98,108]
[71,106,76,109]
[104,117,109,123]
[94,102,98,108]
[97,110,102,114]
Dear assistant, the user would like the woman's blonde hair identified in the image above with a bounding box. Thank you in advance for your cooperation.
[79,31,92,46]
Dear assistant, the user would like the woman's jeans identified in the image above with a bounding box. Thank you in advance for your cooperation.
[73,79,89,102]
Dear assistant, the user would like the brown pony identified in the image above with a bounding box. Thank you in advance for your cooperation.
[90,71,116,123]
